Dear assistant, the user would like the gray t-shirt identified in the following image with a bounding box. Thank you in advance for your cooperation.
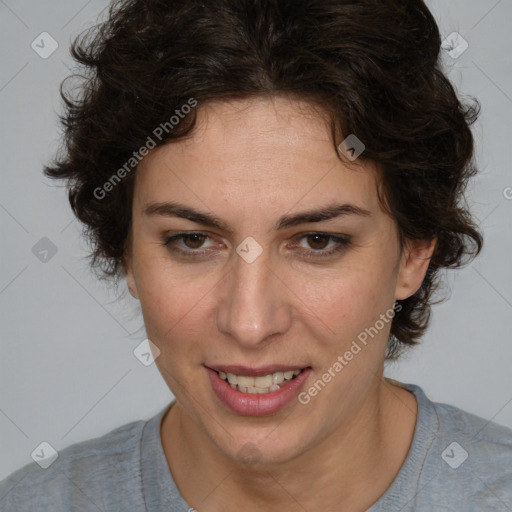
[1,382,511,511]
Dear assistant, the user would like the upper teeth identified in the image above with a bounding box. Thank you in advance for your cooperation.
[219,369,301,394]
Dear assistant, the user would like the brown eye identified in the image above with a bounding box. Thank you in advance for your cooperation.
[294,232,351,259]
[181,233,207,249]
[163,232,218,259]
[306,234,330,250]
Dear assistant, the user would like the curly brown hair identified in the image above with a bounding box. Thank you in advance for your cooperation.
[45,0,483,358]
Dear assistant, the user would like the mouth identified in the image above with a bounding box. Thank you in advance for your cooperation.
[213,368,305,394]
[205,365,312,416]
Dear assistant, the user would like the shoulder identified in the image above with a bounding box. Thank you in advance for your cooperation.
[434,397,512,450]
[433,397,512,471]
[0,418,148,511]
[414,385,512,510]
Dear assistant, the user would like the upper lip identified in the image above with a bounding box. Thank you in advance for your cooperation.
[206,364,310,376]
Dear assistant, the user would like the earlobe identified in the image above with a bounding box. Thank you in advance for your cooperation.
[123,256,139,300]
[394,238,436,301]
[127,283,139,300]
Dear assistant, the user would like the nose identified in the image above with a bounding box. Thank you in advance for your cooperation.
[216,248,292,349]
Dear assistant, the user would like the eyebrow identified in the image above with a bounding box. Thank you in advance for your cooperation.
[143,201,372,231]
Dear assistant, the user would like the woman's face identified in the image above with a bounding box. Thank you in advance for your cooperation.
[125,96,429,465]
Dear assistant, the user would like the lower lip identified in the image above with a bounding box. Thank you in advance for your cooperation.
[206,367,312,416]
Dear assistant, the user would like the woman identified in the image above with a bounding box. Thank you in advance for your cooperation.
[1,0,511,510]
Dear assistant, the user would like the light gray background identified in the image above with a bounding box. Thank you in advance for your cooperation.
[1,0,511,480]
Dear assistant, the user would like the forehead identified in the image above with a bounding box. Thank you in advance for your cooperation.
[135,96,382,217]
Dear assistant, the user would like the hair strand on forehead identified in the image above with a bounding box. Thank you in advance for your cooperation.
[45,0,483,358]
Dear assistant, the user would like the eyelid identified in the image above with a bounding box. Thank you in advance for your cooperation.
[291,231,351,245]
[289,232,352,258]
[162,230,351,258]
[163,231,219,249]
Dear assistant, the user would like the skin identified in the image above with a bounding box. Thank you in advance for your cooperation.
[124,95,436,511]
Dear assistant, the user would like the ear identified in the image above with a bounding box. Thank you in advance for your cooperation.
[122,237,139,300]
[395,237,436,301]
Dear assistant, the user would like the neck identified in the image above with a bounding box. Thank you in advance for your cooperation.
[161,377,417,512]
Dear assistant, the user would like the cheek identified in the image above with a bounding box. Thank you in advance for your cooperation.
[133,254,212,349]
[298,261,395,335]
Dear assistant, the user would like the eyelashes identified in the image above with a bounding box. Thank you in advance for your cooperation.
[162,231,351,260]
